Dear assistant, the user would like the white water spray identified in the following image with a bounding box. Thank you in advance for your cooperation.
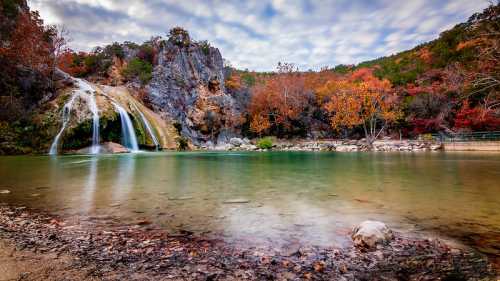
[49,94,79,155]
[132,103,159,149]
[85,91,100,154]
[49,79,101,155]
[112,102,139,152]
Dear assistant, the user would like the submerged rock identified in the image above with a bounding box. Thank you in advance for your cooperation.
[0,190,11,194]
[352,220,393,248]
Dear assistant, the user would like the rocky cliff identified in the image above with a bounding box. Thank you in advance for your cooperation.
[147,31,239,146]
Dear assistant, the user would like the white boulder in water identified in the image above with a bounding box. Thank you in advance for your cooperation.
[351,220,393,248]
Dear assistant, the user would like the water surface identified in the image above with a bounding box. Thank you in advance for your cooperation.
[1,151,499,257]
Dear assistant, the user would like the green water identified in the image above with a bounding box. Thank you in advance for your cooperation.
[0,151,499,256]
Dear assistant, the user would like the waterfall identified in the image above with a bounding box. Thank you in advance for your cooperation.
[132,103,160,149]
[112,102,139,152]
[85,90,100,154]
[49,78,101,155]
[49,94,79,155]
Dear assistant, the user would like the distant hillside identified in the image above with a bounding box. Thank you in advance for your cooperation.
[356,4,498,86]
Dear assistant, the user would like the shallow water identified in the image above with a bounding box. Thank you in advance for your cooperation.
[0,151,499,256]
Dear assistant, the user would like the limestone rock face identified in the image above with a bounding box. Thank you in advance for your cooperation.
[351,221,393,249]
[147,39,239,145]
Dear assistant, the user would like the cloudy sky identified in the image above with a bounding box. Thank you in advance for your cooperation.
[29,0,489,71]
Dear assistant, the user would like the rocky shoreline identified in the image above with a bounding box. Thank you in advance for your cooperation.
[0,205,495,280]
[202,138,442,152]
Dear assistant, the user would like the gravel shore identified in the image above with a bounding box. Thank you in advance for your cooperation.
[0,206,496,280]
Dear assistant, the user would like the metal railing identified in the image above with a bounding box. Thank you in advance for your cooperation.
[431,131,500,142]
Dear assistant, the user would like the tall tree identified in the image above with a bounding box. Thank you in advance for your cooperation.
[319,68,400,144]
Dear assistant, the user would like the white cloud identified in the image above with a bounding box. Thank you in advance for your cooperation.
[28,0,491,71]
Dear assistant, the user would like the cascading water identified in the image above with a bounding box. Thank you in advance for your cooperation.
[132,103,160,149]
[85,89,100,154]
[112,102,139,152]
[49,78,101,155]
[49,94,79,155]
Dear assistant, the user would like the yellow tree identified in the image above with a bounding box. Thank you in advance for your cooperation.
[319,68,400,145]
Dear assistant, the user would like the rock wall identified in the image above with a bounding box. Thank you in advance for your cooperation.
[204,138,442,152]
[147,38,239,145]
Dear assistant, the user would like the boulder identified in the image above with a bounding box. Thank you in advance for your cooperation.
[229,137,244,147]
[351,221,393,249]
[98,142,129,154]
[240,144,257,151]
[430,144,442,150]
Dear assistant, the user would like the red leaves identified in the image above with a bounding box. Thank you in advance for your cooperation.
[3,10,53,74]
[249,63,308,135]
[454,101,500,131]
[57,50,88,77]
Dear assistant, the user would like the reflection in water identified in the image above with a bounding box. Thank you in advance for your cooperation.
[111,154,136,202]
[1,151,500,259]
[81,156,98,214]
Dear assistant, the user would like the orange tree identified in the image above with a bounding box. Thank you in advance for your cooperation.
[318,68,400,145]
[248,62,308,136]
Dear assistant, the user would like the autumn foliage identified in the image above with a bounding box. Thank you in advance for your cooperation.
[318,68,400,143]
[454,101,500,131]
[249,63,308,136]
[0,10,54,74]
[57,51,88,77]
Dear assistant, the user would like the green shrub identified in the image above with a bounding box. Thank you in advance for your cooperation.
[168,27,191,47]
[199,40,211,55]
[256,137,273,149]
[122,58,153,84]
[241,73,256,87]
[420,133,434,141]
[105,42,125,59]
